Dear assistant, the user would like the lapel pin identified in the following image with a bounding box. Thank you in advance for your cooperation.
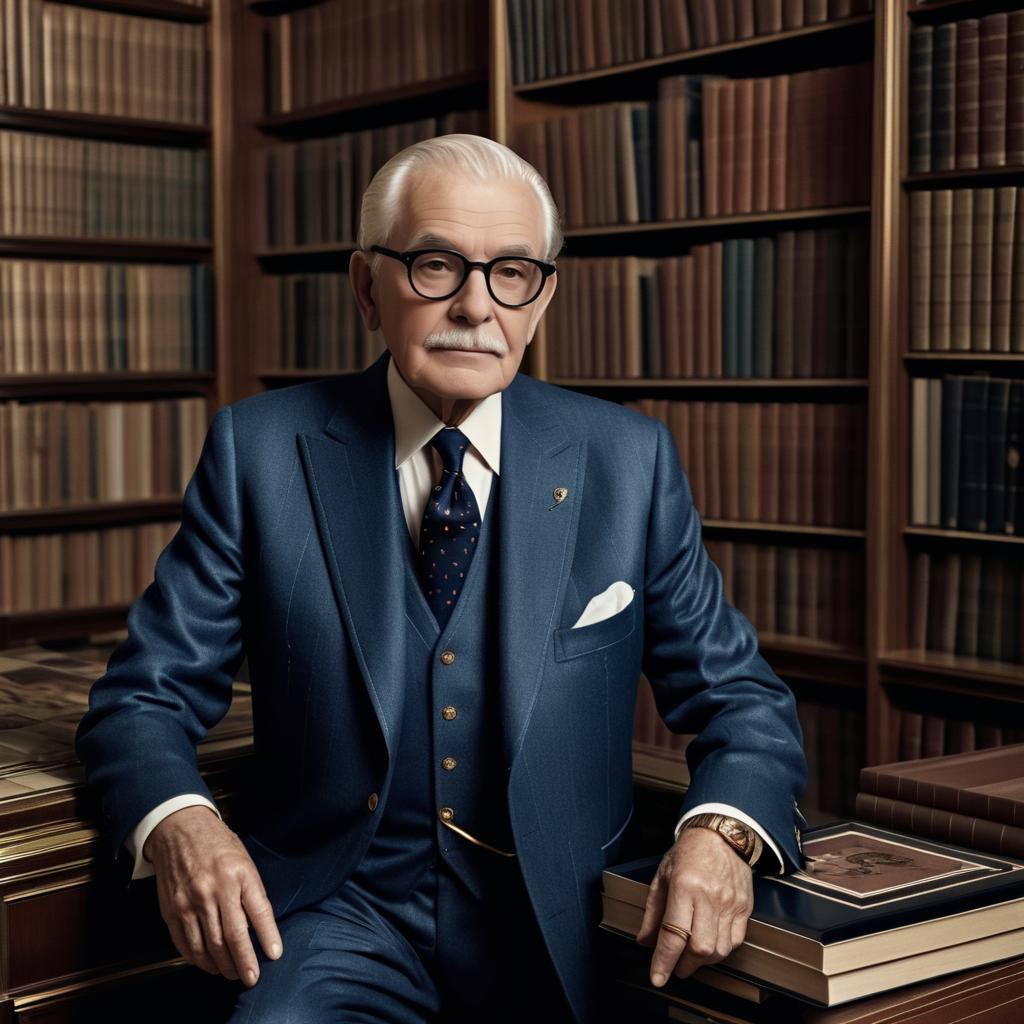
[548,487,569,511]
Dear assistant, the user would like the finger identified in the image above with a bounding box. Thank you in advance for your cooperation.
[636,869,668,948]
[649,897,694,987]
[730,912,748,951]
[673,896,717,979]
[179,910,219,975]
[198,900,239,981]
[222,892,262,986]
[241,870,283,962]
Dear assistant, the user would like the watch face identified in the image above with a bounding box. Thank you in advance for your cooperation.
[723,821,751,852]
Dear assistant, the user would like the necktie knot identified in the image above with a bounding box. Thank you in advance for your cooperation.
[429,427,471,475]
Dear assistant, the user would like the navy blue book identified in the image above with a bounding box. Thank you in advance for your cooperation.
[602,820,1024,1005]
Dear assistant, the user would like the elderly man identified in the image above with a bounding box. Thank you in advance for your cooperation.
[75,134,807,1024]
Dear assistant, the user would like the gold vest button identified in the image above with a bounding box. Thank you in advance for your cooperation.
[439,806,455,822]
[441,706,457,721]
[367,792,379,812]
[441,650,456,665]
[442,757,457,771]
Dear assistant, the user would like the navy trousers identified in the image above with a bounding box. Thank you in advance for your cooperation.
[227,850,575,1023]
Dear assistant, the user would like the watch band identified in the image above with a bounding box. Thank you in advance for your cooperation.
[680,812,763,868]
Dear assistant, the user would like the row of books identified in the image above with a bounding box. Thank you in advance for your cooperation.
[0,398,207,511]
[262,110,488,248]
[0,260,213,374]
[909,188,1024,353]
[0,521,177,614]
[0,1,208,124]
[262,0,486,115]
[515,64,872,227]
[909,13,1024,174]
[910,549,1024,665]
[546,228,869,380]
[706,539,864,649]
[0,130,210,240]
[911,375,1023,535]
[896,706,1024,761]
[627,398,868,528]
[857,745,1024,858]
[507,0,875,85]
[796,697,864,819]
[261,272,384,372]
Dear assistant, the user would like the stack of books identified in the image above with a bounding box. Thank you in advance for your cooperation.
[857,745,1024,859]
[603,820,1024,1006]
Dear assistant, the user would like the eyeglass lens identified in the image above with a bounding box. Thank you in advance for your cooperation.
[410,251,543,305]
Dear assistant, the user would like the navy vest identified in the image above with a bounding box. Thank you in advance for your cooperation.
[347,472,514,902]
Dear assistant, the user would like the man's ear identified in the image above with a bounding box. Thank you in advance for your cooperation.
[349,250,381,332]
[525,271,557,343]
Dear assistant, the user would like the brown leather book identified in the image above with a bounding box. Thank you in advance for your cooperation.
[955,18,981,169]
[660,0,690,52]
[657,76,678,220]
[722,401,741,520]
[779,402,799,522]
[733,77,755,214]
[738,402,760,521]
[979,13,1009,167]
[679,252,695,377]
[689,399,706,512]
[786,70,811,209]
[704,402,721,517]
[693,245,711,377]
[949,187,974,351]
[709,240,724,376]
[720,79,737,217]
[756,0,783,34]
[909,190,932,350]
[768,73,789,211]
[992,186,1016,352]
[861,745,1024,829]
[855,792,1024,859]
[703,78,722,217]
[736,0,756,40]
[593,0,613,68]
[930,189,954,351]
[762,401,780,521]
[1009,12,1024,164]
[659,258,680,378]
[752,76,772,213]
[970,187,995,351]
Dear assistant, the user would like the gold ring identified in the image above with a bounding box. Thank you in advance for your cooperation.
[660,921,691,942]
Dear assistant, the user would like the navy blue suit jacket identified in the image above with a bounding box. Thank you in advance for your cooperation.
[75,349,807,1015]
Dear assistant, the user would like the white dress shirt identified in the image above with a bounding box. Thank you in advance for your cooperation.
[126,358,782,877]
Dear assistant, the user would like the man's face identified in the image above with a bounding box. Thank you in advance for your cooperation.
[350,169,557,422]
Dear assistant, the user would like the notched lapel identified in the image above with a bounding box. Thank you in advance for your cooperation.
[296,354,407,759]
[498,377,585,772]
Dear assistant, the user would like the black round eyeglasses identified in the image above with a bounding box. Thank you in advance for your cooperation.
[370,245,557,308]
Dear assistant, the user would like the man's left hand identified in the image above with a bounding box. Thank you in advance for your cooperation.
[635,825,754,987]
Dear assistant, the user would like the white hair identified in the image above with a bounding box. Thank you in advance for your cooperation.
[356,134,563,271]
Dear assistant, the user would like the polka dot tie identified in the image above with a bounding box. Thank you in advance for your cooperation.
[417,427,481,631]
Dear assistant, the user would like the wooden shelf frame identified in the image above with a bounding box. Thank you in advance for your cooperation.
[0,107,210,146]
[0,372,216,399]
[0,499,184,534]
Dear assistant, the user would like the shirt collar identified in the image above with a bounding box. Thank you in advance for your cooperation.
[387,352,502,475]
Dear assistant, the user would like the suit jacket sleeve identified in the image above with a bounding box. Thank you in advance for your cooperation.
[641,420,807,872]
[74,405,245,865]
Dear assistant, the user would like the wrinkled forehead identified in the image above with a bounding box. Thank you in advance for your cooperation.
[393,169,548,258]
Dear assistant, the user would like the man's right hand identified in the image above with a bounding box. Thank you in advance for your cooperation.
[143,805,283,986]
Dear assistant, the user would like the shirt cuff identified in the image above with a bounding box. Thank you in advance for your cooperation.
[674,803,784,875]
[126,794,222,881]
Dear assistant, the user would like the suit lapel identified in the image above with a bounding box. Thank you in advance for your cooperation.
[297,352,408,760]
[297,350,587,774]
[498,373,585,771]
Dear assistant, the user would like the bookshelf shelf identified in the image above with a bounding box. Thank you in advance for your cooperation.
[0,373,216,399]
[700,520,866,541]
[0,237,212,263]
[881,650,1024,703]
[903,526,1024,547]
[512,14,875,96]
[548,377,870,390]
[256,72,489,138]
[0,499,184,534]
[0,107,210,147]
[0,604,134,649]
[256,369,354,385]
[903,167,1024,189]
[246,0,321,13]
[906,0,1024,24]
[632,741,688,794]
[50,0,210,22]
[561,206,872,242]
[758,634,866,689]
[903,352,1024,365]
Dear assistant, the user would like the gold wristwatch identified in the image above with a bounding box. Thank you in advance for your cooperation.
[680,813,763,868]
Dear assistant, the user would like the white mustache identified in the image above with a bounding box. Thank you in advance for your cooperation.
[424,329,507,356]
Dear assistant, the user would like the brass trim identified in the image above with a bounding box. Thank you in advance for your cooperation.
[440,818,515,858]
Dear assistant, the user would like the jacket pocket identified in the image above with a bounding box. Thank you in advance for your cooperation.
[553,599,636,662]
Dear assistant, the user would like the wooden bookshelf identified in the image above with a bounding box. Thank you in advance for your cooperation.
[0,0,218,648]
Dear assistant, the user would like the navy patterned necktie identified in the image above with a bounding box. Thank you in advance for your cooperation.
[417,427,481,631]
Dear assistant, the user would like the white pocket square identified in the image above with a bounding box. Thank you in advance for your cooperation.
[573,581,635,629]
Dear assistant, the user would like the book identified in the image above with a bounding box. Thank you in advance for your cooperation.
[603,821,1024,1006]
